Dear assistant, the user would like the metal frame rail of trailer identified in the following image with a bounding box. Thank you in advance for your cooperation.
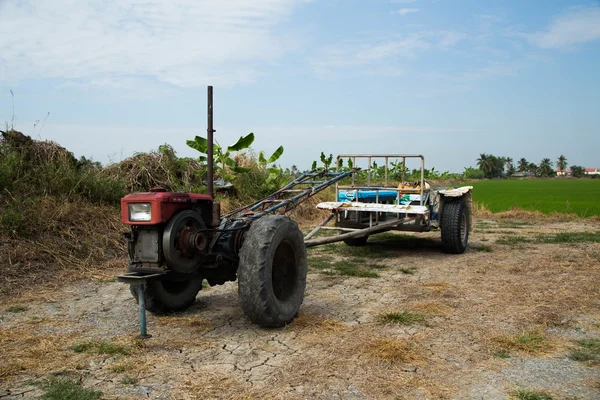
[304,154,474,248]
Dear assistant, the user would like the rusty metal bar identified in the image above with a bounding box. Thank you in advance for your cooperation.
[207,86,214,199]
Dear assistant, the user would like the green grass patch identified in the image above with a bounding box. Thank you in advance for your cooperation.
[472,179,600,217]
[497,232,600,246]
[380,311,425,325]
[473,244,493,252]
[493,349,511,359]
[72,340,131,356]
[308,257,382,278]
[497,220,534,228]
[316,243,393,259]
[510,390,555,400]
[535,231,600,244]
[110,365,126,373]
[568,338,600,365]
[120,375,138,385]
[494,328,550,354]
[41,377,102,400]
[496,236,528,246]
[6,305,28,313]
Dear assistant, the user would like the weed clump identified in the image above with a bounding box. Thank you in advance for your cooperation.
[510,390,554,400]
[568,338,600,365]
[380,311,425,325]
[40,376,102,400]
[493,328,550,354]
[72,340,133,355]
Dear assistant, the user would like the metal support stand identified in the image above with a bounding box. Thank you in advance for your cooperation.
[137,283,151,339]
[117,271,165,339]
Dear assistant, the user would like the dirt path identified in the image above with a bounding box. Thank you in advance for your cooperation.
[1,218,599,399]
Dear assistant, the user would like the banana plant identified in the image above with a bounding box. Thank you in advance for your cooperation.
[258,145,284,190]
[320,152,333,170]
[186,132,255,181]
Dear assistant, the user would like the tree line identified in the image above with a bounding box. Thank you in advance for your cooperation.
[476,154,588,178]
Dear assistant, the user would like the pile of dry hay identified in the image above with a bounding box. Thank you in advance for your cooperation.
[103,144,205,193]
[0,129,79,167]
[0,130,126,298]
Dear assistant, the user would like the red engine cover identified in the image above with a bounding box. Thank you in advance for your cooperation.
[121,190,213,225]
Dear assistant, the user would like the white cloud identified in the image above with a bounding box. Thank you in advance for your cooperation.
[0,0,307,89]
[525,6,600,48]
[437,31,466,50]
[309,30,467,78]
[391,8,419,16]
[310,35,428,78]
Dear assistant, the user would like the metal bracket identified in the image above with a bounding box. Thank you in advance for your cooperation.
[117,272,165,339]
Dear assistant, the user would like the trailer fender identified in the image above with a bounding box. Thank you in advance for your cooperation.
[435,187,473,231]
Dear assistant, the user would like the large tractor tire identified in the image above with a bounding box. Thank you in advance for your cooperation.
[343,236,369,247]
[238,215,308,327]
[440,197,470,254]
[130,279,203,314]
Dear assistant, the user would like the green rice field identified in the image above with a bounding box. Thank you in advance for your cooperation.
[470,179,600,217]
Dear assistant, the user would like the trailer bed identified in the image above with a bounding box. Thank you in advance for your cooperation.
[316,201,430,215]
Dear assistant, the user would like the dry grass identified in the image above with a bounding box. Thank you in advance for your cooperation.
[177,375,277,400]
[409,300,455,316]
[103,144,204,193]
[364,338,422,365]
[0,326,78,379]
[288,312,346,334]
[0,197,125,299]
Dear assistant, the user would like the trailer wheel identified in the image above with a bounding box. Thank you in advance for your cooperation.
[129,278,203,314]
[440,198,469,254]
[238,215,307,327]
[343,236,369,247]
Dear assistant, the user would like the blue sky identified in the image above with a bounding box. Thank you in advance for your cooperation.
[1,0,599,172]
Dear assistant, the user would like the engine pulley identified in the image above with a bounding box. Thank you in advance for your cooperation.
[162,210,206,274]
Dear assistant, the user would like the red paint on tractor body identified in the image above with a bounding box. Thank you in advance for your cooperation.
[120,191,213,225]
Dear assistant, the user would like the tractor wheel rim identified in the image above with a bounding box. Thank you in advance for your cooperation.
[460,212,467,243]
[272,240,297,302]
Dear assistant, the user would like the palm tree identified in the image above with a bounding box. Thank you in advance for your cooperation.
[528,162,538,176]
[476,153,493,178]
[518,158,528,172]
[539,158,554,177]
[505,157,515,175]
[556,155,567,172]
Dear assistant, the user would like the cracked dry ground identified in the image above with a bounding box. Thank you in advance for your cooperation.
[1,218,600,399]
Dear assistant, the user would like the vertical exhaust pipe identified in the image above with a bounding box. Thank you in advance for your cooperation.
[207,86,214,199]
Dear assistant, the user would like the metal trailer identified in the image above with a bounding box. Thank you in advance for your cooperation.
[304,154,473,251]
[117,87,472,338]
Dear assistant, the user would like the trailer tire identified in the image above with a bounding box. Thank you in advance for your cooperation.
[129,278,203,314]
[440,197,469,254]
[238,215,307,327]
[343,236,369,247]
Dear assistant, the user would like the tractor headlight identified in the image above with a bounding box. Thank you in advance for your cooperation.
[129,203,152,222]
